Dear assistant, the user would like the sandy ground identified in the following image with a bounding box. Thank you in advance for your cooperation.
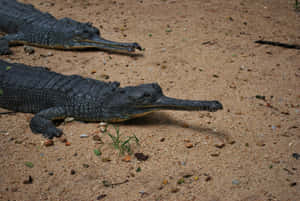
[0,0,300,200]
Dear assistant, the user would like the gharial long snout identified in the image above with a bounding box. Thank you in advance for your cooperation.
[139,96,223,112]
[76,36,142,52]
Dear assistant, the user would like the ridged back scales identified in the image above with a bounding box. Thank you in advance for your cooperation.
[0,0,57,33]
[0,60,120,113]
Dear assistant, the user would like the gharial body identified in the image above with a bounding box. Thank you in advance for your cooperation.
[0,60,223,139]
[0,0,142,55]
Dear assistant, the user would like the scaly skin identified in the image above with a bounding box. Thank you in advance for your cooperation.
[0,0,142,55]
[0,60,223,138]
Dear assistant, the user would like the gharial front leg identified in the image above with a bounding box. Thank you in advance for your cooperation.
[30,107,67,139]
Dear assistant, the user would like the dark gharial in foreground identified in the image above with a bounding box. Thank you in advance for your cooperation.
[0,60,223,138]
[0,0,142,55]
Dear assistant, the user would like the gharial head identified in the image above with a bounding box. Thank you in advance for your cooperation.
[53,18,142,52]
[101,83,223,122]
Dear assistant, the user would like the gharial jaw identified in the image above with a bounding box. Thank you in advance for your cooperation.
[98,83,223,122]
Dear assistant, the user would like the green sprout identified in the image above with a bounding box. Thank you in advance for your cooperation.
[104,125,139,155]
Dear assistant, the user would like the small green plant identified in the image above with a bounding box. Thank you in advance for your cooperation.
[24,161,34,168]
[104,125,139,155]
[0,89,3,96]
[94,149,102,156]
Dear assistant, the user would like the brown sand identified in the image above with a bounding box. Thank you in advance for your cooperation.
[0,0,299,200]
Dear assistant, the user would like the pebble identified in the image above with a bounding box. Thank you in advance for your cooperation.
[170,187,180,193]
[83,164,89,168]
[99,122,107,133]
[210,152,220,157]
[99,74,110,80]
[134,153,149,161]
[24,46,35,55]
[185,143,194,148]
[122,155,131,162]
[59,136,67,143]
[70,169,76,175]
[93,135,102,142]
[101,157,111,162]
[96,194,107,200]
[23,176,33,184]
[232,179,240,185]
[214,142,225,149]
[43,139,54,146]
[80,134,89,138]
[205,175,212,182]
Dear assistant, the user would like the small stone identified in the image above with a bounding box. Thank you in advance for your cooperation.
[80,134,89,138]
[170,187,180,193]
[96,194,107,200]
[83,164,89,168]
[47,52,53,56]
[185,143,194,148]
[122,155,131,162]
[205,175,212,182]
[232,179,240,185]
[70,169,76,175]
[290,182,297,187]
[99,74,110,80]
[59,136,67,143]
[210,152,220,157]
[255,95,266,100]
[134,153,149,161]
[48,172,54,176]
[101,157,111,162]
[99,122,107,133]
[92,135,102,142]
[256,141,265,147]
[23,176,33,184]
[24,46,35,55]
[214,142,225,149]
[160,137,165,142]
[43,139,54,146]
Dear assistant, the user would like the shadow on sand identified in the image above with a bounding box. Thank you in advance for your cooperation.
[121,112,234,144]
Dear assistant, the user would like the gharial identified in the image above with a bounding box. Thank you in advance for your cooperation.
[0,0,142,55]
[0,60,223,139]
